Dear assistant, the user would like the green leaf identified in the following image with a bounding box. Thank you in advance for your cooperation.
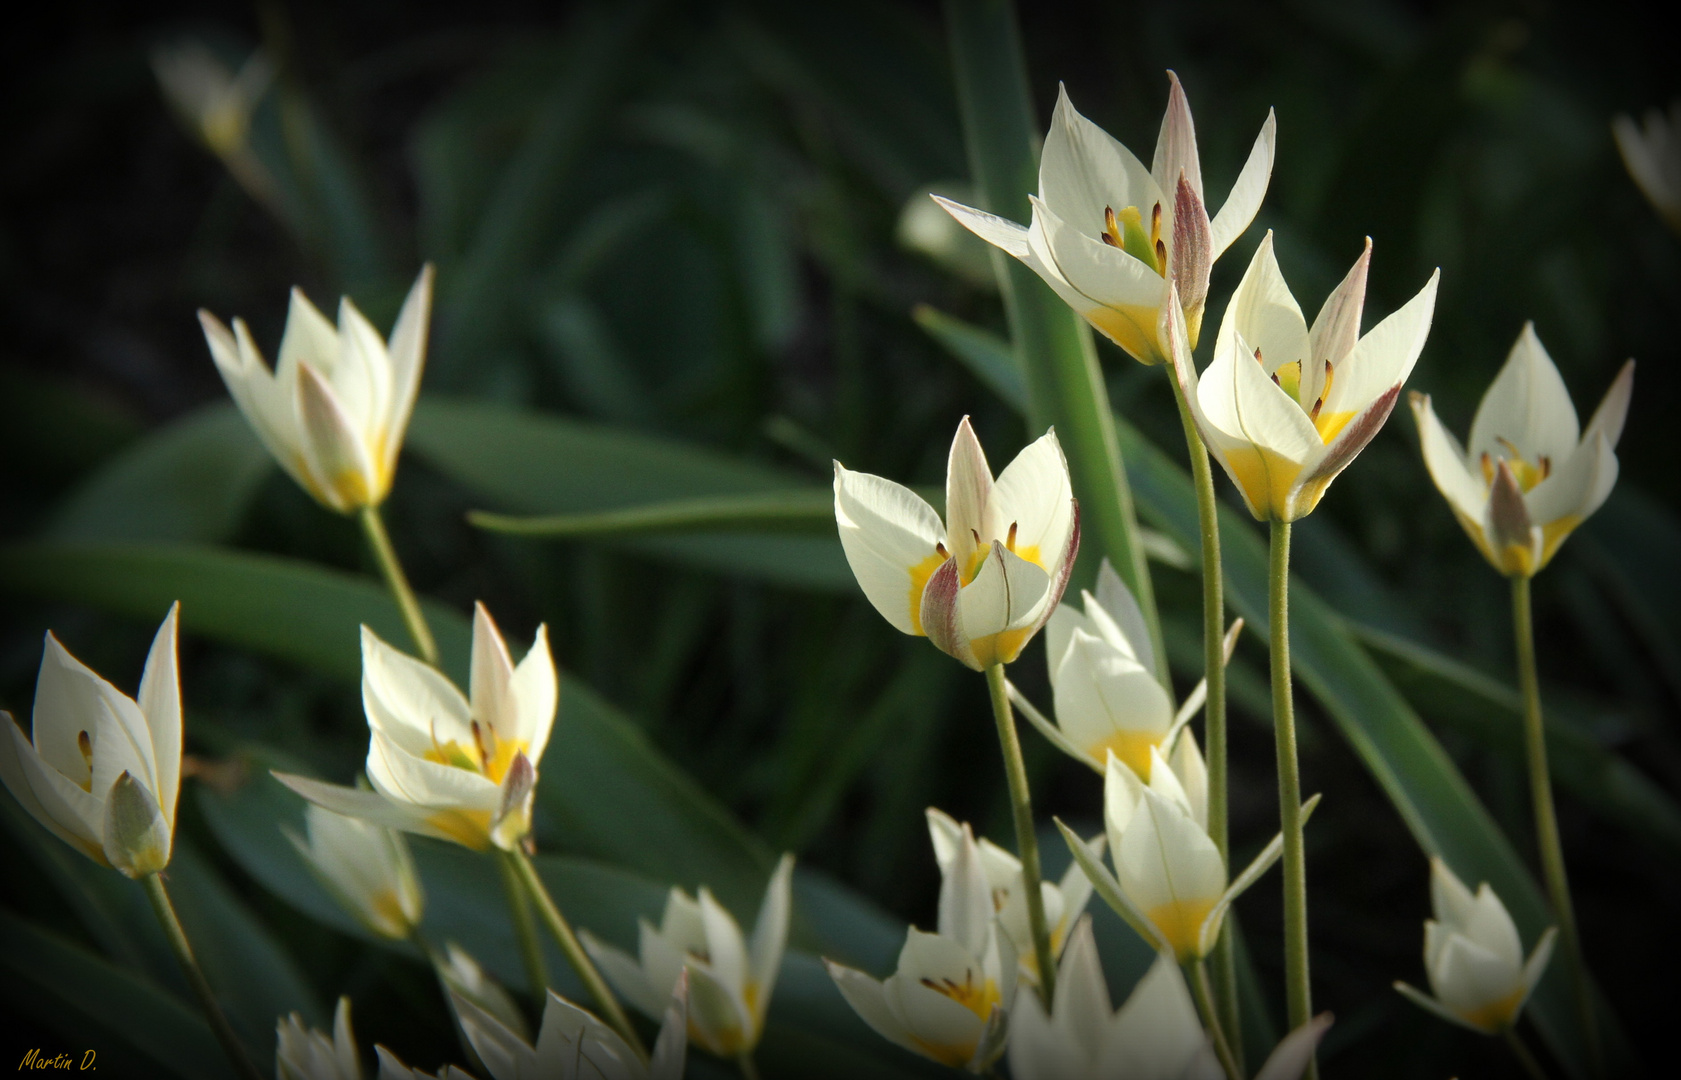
[0,909,232,1080]
[42,403,273,545]
[943,0,1166,682]
[914,307,1610,1075]
[410,396,853,590]
[469,490,835,537]
[911,304,1026,407]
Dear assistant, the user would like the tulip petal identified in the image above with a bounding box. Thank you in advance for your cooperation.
[1394,980,1487,1034]
[826,961,922,1057]
[272,771,444,838]
[579,930,668,1019]
[32,633,118,790]
[1152,72,1204,204]
[1467,322,1580,467]
[510,625,557,765]
[277,287,341,382]
[1254,1013,1335,1080]
[1411,394,1488,525]
[697,887,749,1003]
[1431,932,1523,1030]
[1429,858,1479,933]
[938,824,994,958]
[1582,359,1634,450]
[1105,950,1208,1077]
[469,602,516,737]
[1052,631,1173,773]
[1487,460,1535,568]
[650,971,690,1080]
[1524,431,1618,544]
[930,195,1031,260]
[1213,232,1308,382]
[332,297,392,444]
[1030,197,1168,360]
[201,311,299,471]
[1043,603,1090,682]
[1057,816,1164,951]
[1464,883,1524,967]
[0,714,105,860]
[1208,109,1277,258]
[361,626,473,755]
[990,429,1074,575]
[945,417,997,573]
[137,603,182,829]
[383,265,434,473]
[1522,926,1558,996]
[1042,83,1162,240]
[919,557,973,668]
[296,360,379,510]
[1092,559,1156,675]
[834,464,946,636]
[959,544,1051,667]
[1170,174,1213,332]
[1317,269,1438,428]
[1303,237,1372,405]
[367,728,500,815]
[1169,735,1208,830]
[749,855,794,1017]
[1060,916,1115,1040]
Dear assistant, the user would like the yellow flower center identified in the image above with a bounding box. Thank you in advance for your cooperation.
[1146,897,1215,961]
[1085,729,1164,778]
[1100,203,1165,276]
[1480,439,1552,493]
[1259,350,1349,442]
[424,720,528,785]
[1453,987,1525,1033]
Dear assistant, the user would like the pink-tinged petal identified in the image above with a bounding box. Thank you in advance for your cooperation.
[1209,108,1277,258]
[1171,174,1213,343]
[1302,238,1372,407]
[296,360,379,511]
[1581,359,1635,451]
[945,417,997,573]
[1467,322,1579,467]
[920,557,974,669]
[1316,269,1438,425]
[1293,384,1402,518]
[1151,71,1204,206]
[136,603,182,829]
[1487,460,1535,568]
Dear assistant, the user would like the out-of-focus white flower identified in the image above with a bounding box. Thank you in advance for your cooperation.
[1168,232,1438,522]
[199,267,434,514]
[1412,324,1633,579]
[1395,858,1556,1035]
[276,998,363,1080]
[1613,102,1681,233]
[276,604,555,852]
[286,803,423,940]
[1063,746,1313,962]
[898,183,1000,290]
[826,820,1016,1072]
[582,857,793,1058]
[925,808,1098,987]
[151,42,272,159]
[834,418,1079,670]
[937,75,1275,364]
[455,972,690,1080]
[0,605,181,877]
[435,943,531,1046]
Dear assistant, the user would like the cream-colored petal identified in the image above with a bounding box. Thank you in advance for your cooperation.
[697,887,749,1001]
[748,855,794,1016]
[1412,394,1488,524]
[1051,630,1173,766]
[1053,916,1112,1051]
[834,463,946,636]
[958,545,1051,658]
[1042,83,1162,237]
[1463,884,1523,967]
[361,626,472,753]
[1429,932,1523,1028]
[1042,603,1091,683]
[509,624,557,766]
[1006,983,1084,1080]
[1522,927,1558,997]
[366,728,500,814]
[382,266,434,479]
[1105,950,1208,1080]
[1467,323,1580,466]
[137,603,182,829]
[331,297,392,439]
[1114,790,1225,915]
[1429,858,1479,933]
[1253,1014,1335,1080]
[580,930,668,1019]
[937,823,994,958]
[296,361,379,510]
[1031,196,1169,311]
[990,429,1074,574]
[1214,232,1308,381]
[1317,269,1439,421]
[0,715,104,859]
[1581,359,1634,451]
[1103,751,1148,848]
[1524,431,1617,533]
[278,287,341,381]
[931,195,1032,260]
[1169,734,1208,831]
[945,417,997,569]
[104,773,174,876]
[469,603,517,741]
[1090,559,1155,673]
[1208,109,1277,259]
[885,971,986,1065]
[272,772,445,840]
[32,633,117,789]
[826,960,922,1057]
[649,971,690,1080]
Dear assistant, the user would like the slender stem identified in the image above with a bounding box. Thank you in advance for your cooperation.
[504,849,647,1061]
[359,505,439,665]
[737,1052,762,1080]
[1506,1028,1551,1080]
[1168,368,1239,1062]
[142,873,266,1080]
[1188,960,1242,1080]
[1269,520,1315,1080]
[984,663,1057,1007]
[499,848,549,1000]
[1512,577,1601,1078]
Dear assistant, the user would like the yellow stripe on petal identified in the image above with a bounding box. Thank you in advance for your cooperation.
[968,626,1033,669]
[1086,730,1163,779]
[907,551,949,636]
[1537,514,1583,570]
[1146,897,1215,961]
[1221,443,1304,521]
[1313,409,1357,444]
[1453,987,1525,1034]
[425,808,493,850]
[1084,302,1166,366]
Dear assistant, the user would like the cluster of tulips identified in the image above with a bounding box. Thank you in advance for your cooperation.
[3,60,1649,1080]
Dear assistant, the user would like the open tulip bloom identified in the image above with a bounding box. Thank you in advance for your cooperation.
[1166,232,1440,522]
[276,603,555,852]
[0,605,181,877]
[1613,100,1681,234]
[278,997,473,1080]
[454,975,690,1080]
[1062,745,1315,963]
[827,818,1018,1072]
[834,418,1079,670]
[1008,915,1334,1080]
[926,808,1100,986]
[1395,858,1556,1036]
[199,265,433,514]
[1412,324,1633,579]
[286,803,424,941]
[1036,560,1241,778]
[937,75,1275,363]
[582,856,793,1059]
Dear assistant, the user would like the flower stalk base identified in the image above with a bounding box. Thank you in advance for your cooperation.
[143,872,266,1080]
[1269,520,1315,1080]
[985,662,1058,1006]
[360,505,439,665]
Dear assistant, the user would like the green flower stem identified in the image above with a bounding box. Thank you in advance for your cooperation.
[1269,520,1315,1080]
[504,848,647,1061]
[1511,576,1600,1077]
[142,872,266,1080]
[737,1051,761,1080]
[984,663,1057,1007]
[1506,1028,1551,1080]
[498,848,550,1001]
[1167,368,1239,1058]
[1188,960,1242,1080]
[359,504,439,665]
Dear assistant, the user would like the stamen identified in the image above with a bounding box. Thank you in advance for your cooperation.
[935,541,949,559]
[469,720,489,767]
[1006,522,1018,552]
[1539,456,1551,480]
[1254,347,1264,364]
[1155,238,1167,268]
[1480,451,1495,486]
[971,528,982,547]
[78,730,93,770]
[1150,201,1162,248]
[1101,206,1123,248]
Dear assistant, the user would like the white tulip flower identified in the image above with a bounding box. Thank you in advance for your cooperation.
[277,998,364,1080]
[435,943,531,1046]
[0,605,181,877]
[1167,232,1439,522]
[826,818,1017,1072]
[1063,746,1310,963]
[1613,101,1681,233]
[1395,858,1556,1035]
[582,856,793,1058]
[276,603,556,852]
[286,803,424,941]
[937,75,1275,363]
[1010,918,1334,1080]
[454,976,689,1080]
[151,41,272,160]
[834,417,1079,670]
[1411,324,1633,579]
[925,808,1098,987]
[199,266,434,514]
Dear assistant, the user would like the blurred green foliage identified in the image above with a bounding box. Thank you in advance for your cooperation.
[2,1,1676,1077]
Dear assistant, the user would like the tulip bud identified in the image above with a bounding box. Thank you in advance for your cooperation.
[103,772,172,878]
